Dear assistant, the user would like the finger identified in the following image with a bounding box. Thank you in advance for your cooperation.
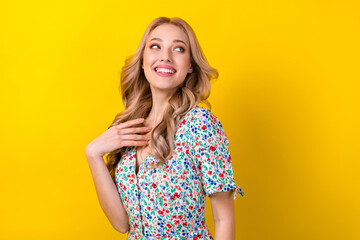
[120,126,153,135]
[120,134,151,141]
[120,140,149,147]
[116,118,145,129]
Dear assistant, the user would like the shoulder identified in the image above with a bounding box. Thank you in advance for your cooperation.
[187,106,224,131]
[187,105,213,117]
[182,106,220,126]
[181,106,227,142]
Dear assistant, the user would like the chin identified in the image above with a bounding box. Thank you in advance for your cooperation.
[151,84,178,92]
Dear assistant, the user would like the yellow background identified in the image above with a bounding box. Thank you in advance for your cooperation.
[1,0,359,239]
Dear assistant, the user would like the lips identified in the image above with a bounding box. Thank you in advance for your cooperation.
[153,64,177,75]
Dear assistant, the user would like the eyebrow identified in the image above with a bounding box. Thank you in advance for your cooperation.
[150,37,187,46]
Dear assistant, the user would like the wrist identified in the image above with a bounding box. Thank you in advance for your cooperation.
[85,146,104,160]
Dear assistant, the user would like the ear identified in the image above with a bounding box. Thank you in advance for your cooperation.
[188,64,194,73]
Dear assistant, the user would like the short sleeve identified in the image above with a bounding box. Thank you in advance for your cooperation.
[188,108,245,200]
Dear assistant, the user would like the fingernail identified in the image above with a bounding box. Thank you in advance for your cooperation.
[139,118,144,122]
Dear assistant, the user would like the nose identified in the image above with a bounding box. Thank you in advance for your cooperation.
[160,49,172,62]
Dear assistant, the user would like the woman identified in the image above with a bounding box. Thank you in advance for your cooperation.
[85,17,244,239]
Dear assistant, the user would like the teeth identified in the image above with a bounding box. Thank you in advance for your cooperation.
[155,68,175,74]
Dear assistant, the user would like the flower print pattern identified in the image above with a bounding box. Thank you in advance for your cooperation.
[115,106,244,239]
[188,107,245,200]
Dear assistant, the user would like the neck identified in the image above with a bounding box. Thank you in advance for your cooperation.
[147,87,176,125]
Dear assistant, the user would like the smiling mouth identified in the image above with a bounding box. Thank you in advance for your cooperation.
[154,67,176,74]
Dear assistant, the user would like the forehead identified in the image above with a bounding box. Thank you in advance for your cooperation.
[147,24,189,44]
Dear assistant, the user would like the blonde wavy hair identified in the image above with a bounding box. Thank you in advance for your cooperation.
[106,17,218,182]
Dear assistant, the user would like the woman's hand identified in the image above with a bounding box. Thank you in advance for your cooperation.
[85,118,152,159]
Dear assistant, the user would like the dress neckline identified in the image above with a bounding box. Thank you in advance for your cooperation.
[133,146,152,177]
[132,105,200,176]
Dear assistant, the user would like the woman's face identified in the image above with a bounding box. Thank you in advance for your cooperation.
[142,24,193,94]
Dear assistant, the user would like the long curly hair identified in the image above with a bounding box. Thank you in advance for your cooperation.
[106,17,218,182]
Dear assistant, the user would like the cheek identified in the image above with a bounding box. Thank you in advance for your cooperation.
[143,52,157,65]
[179,54,191,66]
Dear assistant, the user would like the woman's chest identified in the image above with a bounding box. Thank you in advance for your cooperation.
[115,145,204,207]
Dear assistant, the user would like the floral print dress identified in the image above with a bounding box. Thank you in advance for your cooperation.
[115,106,245,239]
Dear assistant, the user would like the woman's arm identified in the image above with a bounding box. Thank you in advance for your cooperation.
[85,150,130,233]
[209,191,235,240]
[84,118,151,233]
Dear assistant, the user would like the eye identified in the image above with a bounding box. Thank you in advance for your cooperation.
[150,44,160,49]
[174,46,185,52]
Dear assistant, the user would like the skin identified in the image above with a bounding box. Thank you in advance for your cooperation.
[210,191,236,240]
[85,23,236,239]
